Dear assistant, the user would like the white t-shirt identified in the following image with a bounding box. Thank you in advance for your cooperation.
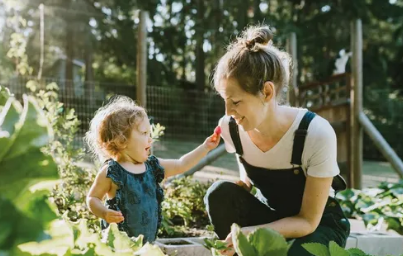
[219,108,339,196]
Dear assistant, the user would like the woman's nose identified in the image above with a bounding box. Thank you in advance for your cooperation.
[225,102,234,116]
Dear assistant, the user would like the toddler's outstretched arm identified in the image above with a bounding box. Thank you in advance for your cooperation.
[86,166,125,224]
[159,127,221,178]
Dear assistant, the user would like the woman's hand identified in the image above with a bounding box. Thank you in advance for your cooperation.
[219,227,253,256]
[235,180,251,192]
[103,209,125,223]
[219,233,235,256]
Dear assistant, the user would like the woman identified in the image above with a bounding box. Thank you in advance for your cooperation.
[204,25,350,256]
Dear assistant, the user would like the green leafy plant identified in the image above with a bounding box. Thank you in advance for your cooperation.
[6,17,33,76]
[151,123,165,142]
[17,218,167,256]
[207,223,292,256]
[159,176,214,238]
[303,241,403,256]
[0,85,58,254]
[336,181,403,234]
[203,237,230,255]
[207,223,403,256]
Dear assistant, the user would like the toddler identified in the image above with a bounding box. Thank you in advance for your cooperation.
[85,96,220,243]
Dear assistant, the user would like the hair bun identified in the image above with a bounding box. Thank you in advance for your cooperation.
[245,38,257,49]
[242,26,273,50]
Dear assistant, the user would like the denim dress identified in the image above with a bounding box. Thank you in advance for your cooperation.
[101,155,165,243]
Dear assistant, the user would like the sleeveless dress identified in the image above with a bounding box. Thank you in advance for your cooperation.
[101,155,165,243]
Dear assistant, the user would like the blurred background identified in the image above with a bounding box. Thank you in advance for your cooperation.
[1,0,403,186]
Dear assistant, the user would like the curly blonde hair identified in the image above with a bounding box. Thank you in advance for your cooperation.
[85,96,147,162]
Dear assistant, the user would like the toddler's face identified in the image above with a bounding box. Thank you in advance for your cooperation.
[124,117,152,163]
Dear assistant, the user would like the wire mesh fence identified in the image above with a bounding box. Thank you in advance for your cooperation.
[2,76,225,149]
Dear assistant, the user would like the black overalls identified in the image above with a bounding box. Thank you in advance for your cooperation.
[204,111,350,256]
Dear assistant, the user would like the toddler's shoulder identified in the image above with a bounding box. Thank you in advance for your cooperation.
[103,159,125,188]
[147,155,165,183]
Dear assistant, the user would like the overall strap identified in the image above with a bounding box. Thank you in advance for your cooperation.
[229,117,243,155]
[291,111,316,166]
[228,112,347,192]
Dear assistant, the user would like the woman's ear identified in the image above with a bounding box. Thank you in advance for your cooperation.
[262,81,275,102]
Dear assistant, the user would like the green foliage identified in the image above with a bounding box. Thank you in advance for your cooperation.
[247,227,292,256]
[151,123,165,142]
[208,223,291,256]
[302,243,331,256]
[203,238,229,251]
[303,240,403,256]
[206,223,403,256]
[336,180,403,234]
[7,32,33,76]
[4,15,32,77]
[231,224,258,256]
[25,80,100,231]
[159,176,214,238]
[0,85,58,253]
[17,219,166,256]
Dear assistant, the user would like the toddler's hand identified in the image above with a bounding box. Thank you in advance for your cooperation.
[213,126,221,141]
[103,209,125,224]
[204,126,221,151]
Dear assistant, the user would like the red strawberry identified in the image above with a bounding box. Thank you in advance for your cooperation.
[214,126,221,136]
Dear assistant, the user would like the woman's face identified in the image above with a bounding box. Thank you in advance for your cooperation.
[217,77,271,131]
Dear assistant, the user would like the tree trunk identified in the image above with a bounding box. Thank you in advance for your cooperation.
[137,11,148,107]
[213,0,223,58]
[253,0,262,23]
[195,0,205,91]
[168,0,174,74]
[238,1,249,31]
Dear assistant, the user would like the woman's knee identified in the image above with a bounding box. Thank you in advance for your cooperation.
[204,180,238,207]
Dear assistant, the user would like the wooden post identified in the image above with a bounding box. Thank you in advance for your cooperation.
[350,19,363,189]
[286,32,298,106]
[137,11,148,107]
